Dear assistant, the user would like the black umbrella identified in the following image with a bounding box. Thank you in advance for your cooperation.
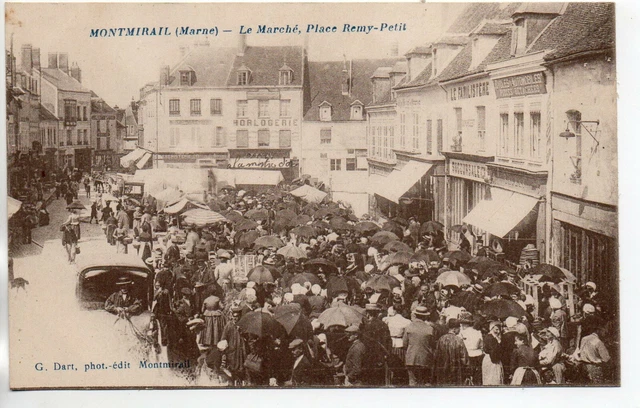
[365,274,401,291]
[236,230,260,249]
[247,265,275,284]
[305,258,338,274]
[371,231,400,246]
[290,225,316,238]
[235,219,258,232]
[530,263,577,284]
[444,250,472,263]
[411,249,441,264]
[384,241,413,253]
[273,304,314,340]
[326,275,349,298]
[238,310,286,338]
[354,221,380,234]
[420,220,444,235]
[382,221,403,238]
[392,217,408,227]
[245,208,269,221]
[449,291,483,313]
[329,216,352,231]
[481,299,527,319]
[483,282,520,298]
[66,201,86,210]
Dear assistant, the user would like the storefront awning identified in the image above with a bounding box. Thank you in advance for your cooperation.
[136,152,152,169]
[120,148,146,168]
[462,188,539,238]
[374,161,432,204]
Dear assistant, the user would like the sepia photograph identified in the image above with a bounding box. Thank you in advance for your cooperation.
[4,1,620,391]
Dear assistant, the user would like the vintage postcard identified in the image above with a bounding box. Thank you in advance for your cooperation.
[5,2,618,390]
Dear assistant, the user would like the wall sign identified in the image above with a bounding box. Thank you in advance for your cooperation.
[233,118,298,127]
[449,81,490,101]
[157,153,227,162]
[494,72,547,99]
[228,157,296,169]
[449,159,488,182]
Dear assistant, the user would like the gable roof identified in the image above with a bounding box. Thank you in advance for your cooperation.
[226,46,304,87]
[530,2,615,62]
[304,58,402,121]
[394,62,433,89]
[168,46,237,88]
[41,68,89,93]
[446,3,522,34]
[39,104,58,121]
[91,99,116,114]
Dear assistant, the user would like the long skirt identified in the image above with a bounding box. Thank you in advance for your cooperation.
[511,367,541,385]
[482,354,504,385]
[200,313,227,348]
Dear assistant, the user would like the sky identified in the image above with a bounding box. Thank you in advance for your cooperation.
[5,2,465,108]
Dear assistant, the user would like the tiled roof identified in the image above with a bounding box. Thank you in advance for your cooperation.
[91,99,116,114]
[41,68,89,93]
[434,35,469,47]
[394,62,433,89]
[39,104,58,121]
[169,46,237,87]
[406,45,432,55]
[389,60,408,74]
[367,91,396,108]
[226,46,304,87]
[512,2,564,16]
[474,22,511,35]
[305,58,401,121]
[530,2,615,61]
[446,3,522,34]
[371,67,392,79]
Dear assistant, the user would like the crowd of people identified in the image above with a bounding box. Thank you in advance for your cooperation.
[87,182,616,387]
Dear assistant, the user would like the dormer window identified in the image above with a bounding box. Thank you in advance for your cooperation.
[237,64,251,86]
[511,18,527,56]
[279,65,294,85]
[319,101,332,122]
[179,68,196,86]
[432,48,438,76]
[350,101,364,120]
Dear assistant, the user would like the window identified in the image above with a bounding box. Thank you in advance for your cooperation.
[370,126,376,156]
[236,100,248,118]
[514,111,525,156]
[77,106,81,121]
[169,99,180,116]
[529,111,541,159]
[279,130,291,148]
[236,130,249,148]
[279,69,293,85]
[77,129,82,145]
[320,153,328,159]
[399,113,406,148]
[330,159,342,171]
[567,110,582,181]
[83,106,88,121]
[258,100,270,118]
[169,128,179,147]
[97,137,101,150]
[279,100,291,117]
[411,113,420,150]
[180,71,194,86]
[436,119,443,153]
[210,99,222,115]
[477,106,486,151]
[84,129,88,145]
[212,127,225,147]
[499,113,509,155]
[426,119,433,154]
[512,19,527,56]
[237,71,249,86]
[320,106,331,121]
[191,127,203,147]
[106,136,110,150]
[190,99,201,116]
[64,99,77,123]
[258,129,270,146]
[320,128,332,144]
[346,158,357,171]
[351,105,363,120]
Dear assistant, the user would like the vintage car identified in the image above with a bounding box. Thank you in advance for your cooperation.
[75,253,153,311]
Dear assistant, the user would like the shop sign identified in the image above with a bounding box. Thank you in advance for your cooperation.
[397,97,421,107]
[491,167,543,196]
[233,118,298,127]
[449,81,490,101]
[228,157,295,169]
[157,153,226,162]
[247,90,280,100]
[449,159,488,182]
[494,72,547,99]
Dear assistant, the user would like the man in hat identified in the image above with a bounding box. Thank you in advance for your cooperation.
[285,338,314,386]
[344,325,366,386]
[403,306,436,386]
[104,277,142,317]
[361,303,392,386]
[219,306,247,386]
[433,319,470,385]
[570,317,611,384]
[549,297,568,350]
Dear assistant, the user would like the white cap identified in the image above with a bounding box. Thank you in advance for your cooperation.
[364,264,375,273]
[583,303,596,314]
[505,316,518,328]
[291,283,302,295]
[392,287,403,296]
[311,284,322,295]
[284,292,294,302]
[549,297,562,310]
[246,281,256,289]
[217,340,229,351]
[546,327,560,338]
[245,288,256,297]
[585,282,597,290]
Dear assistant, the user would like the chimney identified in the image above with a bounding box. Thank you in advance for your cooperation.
[21,44,33,73]
[58,52,69,73]
[237,34,247,56]
[48,52,58,69]
[32,48,40,70]
[70,62,82,83]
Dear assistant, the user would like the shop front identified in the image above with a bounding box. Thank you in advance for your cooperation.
[227,148,299,183]
[462,163,547,266]
[155,152,228,170]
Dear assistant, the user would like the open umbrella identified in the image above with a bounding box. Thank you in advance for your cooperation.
[382,221,403,238]
[420,221,444,235]
[443,250,472,263]
[290,225,316,239]
[253,235,285,249]
[313,207,339,219]
[293,214,312,226]
[384,251,414,267]
[245,208,269,221]
[481,299,527,319]
[238,310,287,338]
[317,303,366,328]
[247,265,275,284]
[236,230,261,249]
[164,198,209,215]
[449,224,465,234]
[483,282,520,298]
[365,274,401,291]
[329,216,352,231]
[326,276,349,298]
[235,219,258,232]
[384,241,413,253]
[354,221,380,234]
[277,245,308,260]
[370,231,400,246]
[273,304,314,340]
[276,209,298,221]
[411,249,441,264]
[289,272,322,287]
[311,220,331,231]
[305,258,339,274]
[436,270,472,287]
[182,208,227,227]
[221,210,245,224]
[66,201,86,210]
[530,263,577,284]
[449,291,483,313]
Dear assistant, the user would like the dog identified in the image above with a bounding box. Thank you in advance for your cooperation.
[10,277,29,291]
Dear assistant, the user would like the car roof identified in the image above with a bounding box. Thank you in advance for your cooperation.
[76,253,149,271]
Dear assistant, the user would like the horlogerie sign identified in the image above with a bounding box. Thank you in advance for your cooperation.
[493,72,547,99]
